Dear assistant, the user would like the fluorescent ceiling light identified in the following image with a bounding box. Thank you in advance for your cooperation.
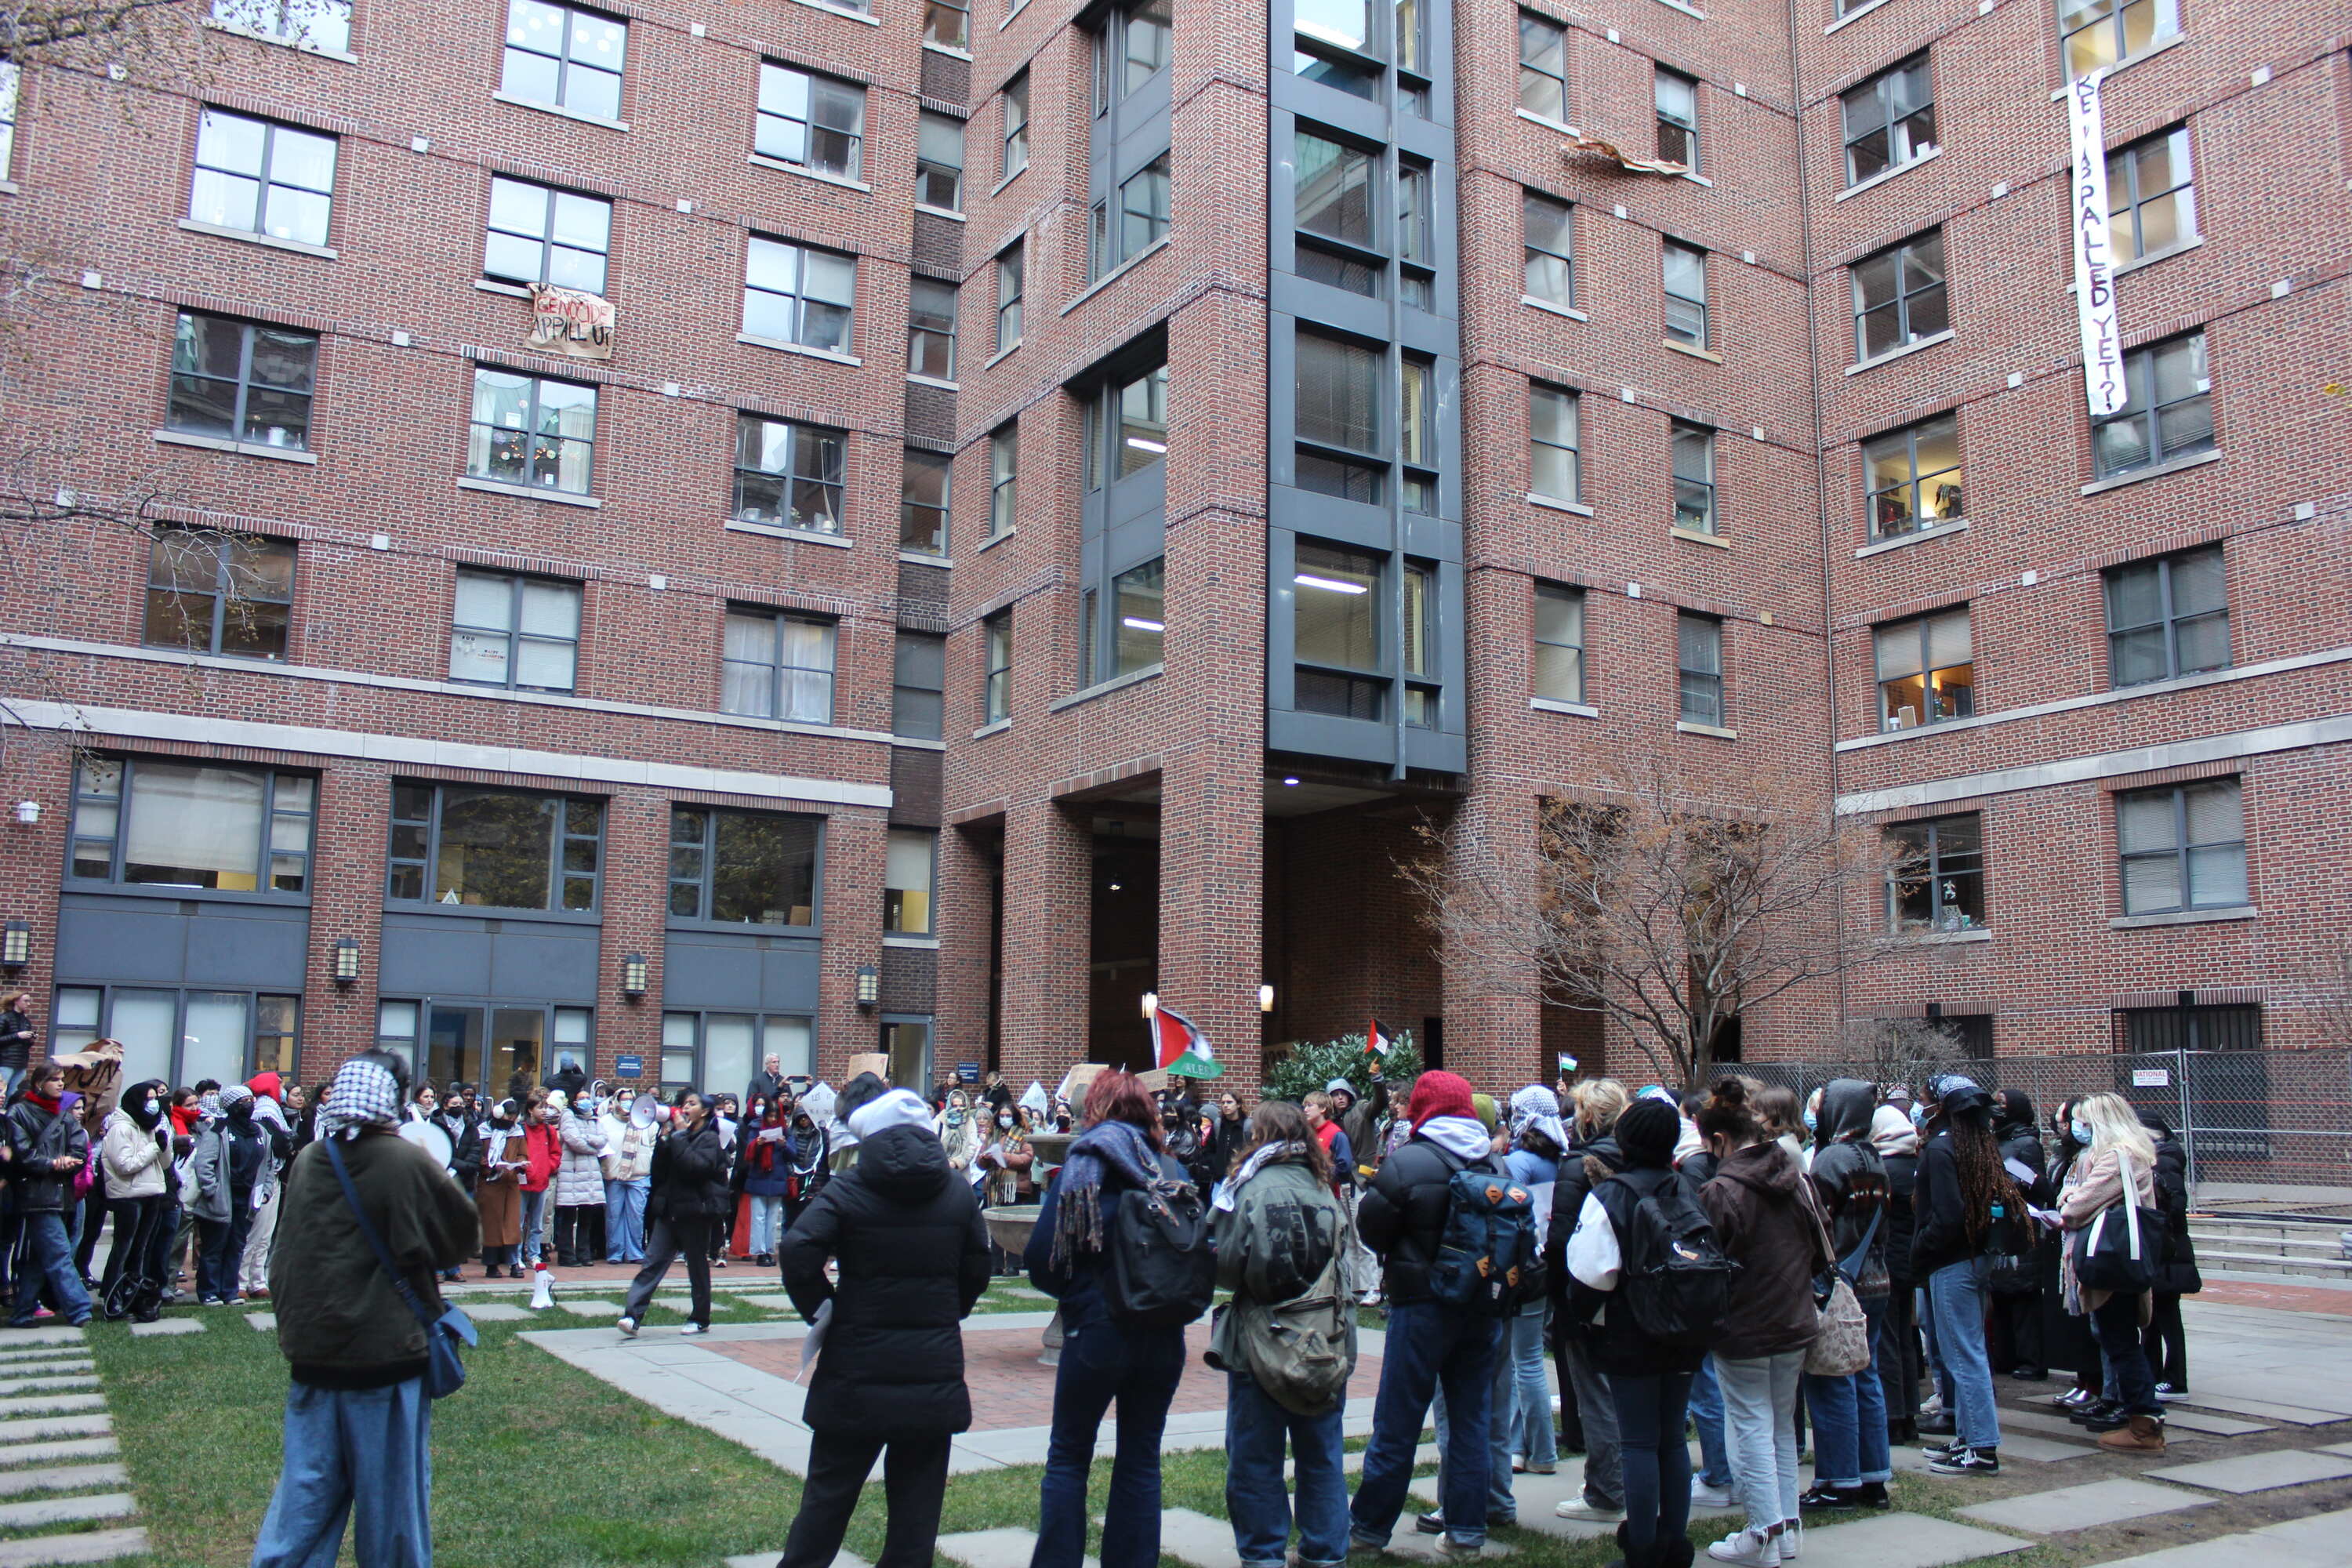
[1294,572,1368,594]
[1121,617,1165,632]
[1124,437,1167,453]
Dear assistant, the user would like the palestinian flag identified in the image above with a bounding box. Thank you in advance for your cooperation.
[1367,1018,1396,1058]
[1151,1005,1224,1079]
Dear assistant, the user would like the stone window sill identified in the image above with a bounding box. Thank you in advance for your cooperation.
[916,204,967,223]
[787,0,881,24]
[0,180,19,197]
[2114,235,2204,277]
[747,154,873,194]
[1671,526,1729,548]
[1062,235,1172,315]
[1652,0,1706,17]
[883,934,942,949]
[1824,0,1890,33]
[923,42,974,59]
[725,519,852,547]
[1049,662,1163,713]
[1896,927,1993,945]
[1677,720,1737,739]
[2049,33,2187,100]
[2080,448,2219,497]
[971,718,1011,739]
[1682,171,1715,188]
[990,167,1026,198]
[201,16,359,61]
[1665,339,1722,363]
[1857,517,1967,557]
[176,218,337,260]
[1846,328,1954,376]
[1530,697,1599,718]
[490,91,629,132]
[890,736,949,752]
[1835,146,1941,203]
[908,374,960,391]
[458,476,600,509]
[901,550,953,568]
[1516,109,1580,137]
[154,430,318,464]
[736,332,862,368]
[1523,295,1588,321]
[984,341,1022,368]
[2111,905,2254,930]
[475,278,535,299]
[1529,492,1595,517]
[977,528,1014,553]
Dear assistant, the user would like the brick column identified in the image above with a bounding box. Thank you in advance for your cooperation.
[993,797,1091,1090]
[1439,786,1544,1094]
[934,821,996,1076]
[817,810,889,1081]
[305,757,391,1076]
[1156,738,1265,1097]
[596,786,670,1082]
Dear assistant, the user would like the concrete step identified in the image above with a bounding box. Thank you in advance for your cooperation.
[0,1464,128,1498]
[2195,1248,2352,1279]
[0,1528,151,1566]
[2187,1228,2347,1257]
[0,1492,136,1529]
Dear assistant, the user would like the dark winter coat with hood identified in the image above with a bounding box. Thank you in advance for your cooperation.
[2144,1118,2195,1283]
[1546,1131,1624,1312]
[781,1122,992,1439]
[1697,1141,1828,1361]
[645,1119,732,1225]
[1806,1079,1890,1297]
[1996,1094,2049,1206]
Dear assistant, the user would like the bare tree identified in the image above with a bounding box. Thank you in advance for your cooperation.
[1832,1014,1970,1099]
[1406,757,1899,1090]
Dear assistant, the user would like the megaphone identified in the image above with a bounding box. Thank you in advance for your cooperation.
[528,1264,555,1311]
[630,1091,659,1130]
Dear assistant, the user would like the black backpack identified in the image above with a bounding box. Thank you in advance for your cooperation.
[1610,1167,1738,1350]
[1106,1160,1218,1328]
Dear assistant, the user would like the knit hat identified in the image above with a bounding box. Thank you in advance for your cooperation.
[847,1087,935,1142]
[218,1084,255,1114]
[1405,1070,1475,1124]
[1471,1093,1498,1133]
[1617,1098,1681,1168]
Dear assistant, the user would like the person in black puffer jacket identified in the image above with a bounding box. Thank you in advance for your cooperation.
[1801,1080,1893,1512]
[774,1087,989,1568]
[1868,1103,1922,1444]
[1547,1080,1630,1522]
[2140,1114,2194,1396]
[617,1091,731,1334]
[1986,1090,2049,1381]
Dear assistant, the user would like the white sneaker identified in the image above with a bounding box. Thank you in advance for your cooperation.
[1779,1523,1802,1562]
[1706,1529,1777,1567]
[615,1316,637,1338]
[1690,1482,1736,1509]
[1554,1501,1624,1523]
[680,1323,710,1335]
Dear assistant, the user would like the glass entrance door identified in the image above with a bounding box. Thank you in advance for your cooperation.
[428,1006,481,1088]
[881,1015,932,1091]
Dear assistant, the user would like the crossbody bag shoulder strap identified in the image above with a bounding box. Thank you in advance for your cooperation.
[323,1138,439,1336]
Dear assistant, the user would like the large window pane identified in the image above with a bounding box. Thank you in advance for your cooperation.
[708,811,820,925]
[434,789,560,908]
[885,829,935,935]
[1294,542,1378,670]
[1295,330,1379,453]
[123,764,266,889]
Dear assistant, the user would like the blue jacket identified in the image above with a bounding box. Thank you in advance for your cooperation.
[1022,1149,1187,1327]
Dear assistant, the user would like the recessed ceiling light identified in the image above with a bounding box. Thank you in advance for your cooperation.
[1294,572,1369,594]
[1282,776,1301,786]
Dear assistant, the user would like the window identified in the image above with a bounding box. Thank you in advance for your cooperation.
[732,415,846,533]
[1864,416,1962,538]
[1091,154,1171,278]
[917,112,965,212]
[483,176,611,293]
[1401,562,1437,727]
[982,612,1012,722]
[56,986,300,1088]
[70,757,314,894]
[1886,813,1984,933]
[2107,126,2195,264]
[1874,607,1973,731]
[885,829,936,935]
[144,526,296,660]
[1676,612,1722,727]
[757,65,866,181]
[2060,0,2178,79]
[660,1012,811,1094]
[1664,241,1708,348]
[2093,332,2212,477]
[1001,72,1029,180]
[1294,328,1381,504]
[925,0,969,49]
[2106,544,2227,687]
[908,278,957,380]
[212,0,350,51]
[388,783,601,910]
[450,570,582,691]
[190,108,336,247]
[1096,0,1171,107]
[1294,130,1377,295]
[1294,541,1382,719]
[1654,69,1697,171]
[743,237,855,354]
[500,0,626,120]
[1842,56,1935,187]
[1671,423,1715,535]
[0,64,16,180]
[722,608,837,724]
[166,310,317,452]
[1399,159,1434,307]
[2118,779,2245,915]
[1401,356,1436,514]
[669,808,820,926]
[1530,383,1579,502]
[1293,0,1374,97]
[1087,362,1168,485]
[1523,191,1574,308]
[902,449,950,554]
[989,423,1018,539]
[1534,583,1584,705]
[1112,557,1164,674]
[893,632,946,739]
[995,243,1024,351]
[1853,231,1947,361]
[467,368,597,493]
[1519,10,1566,122]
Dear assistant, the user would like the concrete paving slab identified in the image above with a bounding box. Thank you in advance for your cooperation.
[0,1331,85,1349]
[1156,1506,1244,1568]
[2319,1442,2352,1460]
[0,1356,93,1374]
[558,1298,623,1316]
[1374,1521,1515,1559]
[1995,1432,2097,1462]
[0,1418,110,1446]
[463,1303,534,1322]
[938,1528,1092,1568]
[128,1318,203,1337]
[2147,1448,2352,1494]
[0,1462,129,1497]
[0,1527,152,1566]
[0,1379,99,1398]
[2156,1408,2270,1437]
[244,1313,276,1331]
[0,1490,136,1527]
[2172,1393,2352,1426]
[2253,1505,2352,1554]
[2088,1533,2343,1568]
[1793,1512,2031,1568]
[0,1397,103,1418]
[0,1440,120,1468]
[1956,1477,2213,1534]
[725,1553,866,1568]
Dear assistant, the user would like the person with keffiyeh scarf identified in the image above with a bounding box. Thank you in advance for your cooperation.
[1022,1071,1192,1568]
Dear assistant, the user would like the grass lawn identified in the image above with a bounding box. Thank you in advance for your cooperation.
[74,1281,2121,1568]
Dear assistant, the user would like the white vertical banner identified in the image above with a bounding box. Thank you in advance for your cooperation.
[2067,73,2127,416]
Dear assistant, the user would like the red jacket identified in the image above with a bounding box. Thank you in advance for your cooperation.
[522,1122,563,1193]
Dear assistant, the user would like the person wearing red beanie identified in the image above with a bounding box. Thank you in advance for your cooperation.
[1404,1072,1477,1127]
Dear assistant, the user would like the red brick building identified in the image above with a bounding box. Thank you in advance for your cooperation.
[0,0,2341,1099]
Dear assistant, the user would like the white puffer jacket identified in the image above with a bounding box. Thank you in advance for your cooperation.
[555,1107,609,1205]
[100,1110,170,1201]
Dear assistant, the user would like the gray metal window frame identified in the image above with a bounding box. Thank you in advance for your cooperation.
[2059,0,2178,78]
[52,982,300,1085]
[2104,543,2227,687]
[166,310,319,451]
[995,242,1024,351]
[731,413,848,533]
[386,781,603,912]
[1654,67,1697,171]
[1840,55,1934,187]
[143,524,296,659]
[2107,125,2195,262]
[1873,605,1973,731]
[2092,330,2212,477]
[67,755,315,897]
[720,606,838,723]
[908,277,958,379]
[1533,581,1584,705]
[917,111,965,212]
[1001,71,1029,179]
[483,175,611,292]
[1864,415,1962,539]
[901,448,951,555]
[1530,381,1579,502]
[1664,241,1708,348]
[1852,230,1947,361]
[983,612,1012,722]
[1885,811,1984,933]
[1523,189,1573,308]
[191,107,337,242]
[466,367,597,494]
[742,236,857,354]
[449,568,582,692]
[659,1009,815,1096]
[892,630,946,739]
[2117,779,2245,916]
[756,63,867,182]
[666,804,826,931]
[1518,9,1566,121]
[989,423,1018,539]
[1671,421,1715,534]
[1676,611,1722,726]
[499,1,626,117]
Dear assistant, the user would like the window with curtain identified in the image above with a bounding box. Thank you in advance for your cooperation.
[1523,190,1573,308]
[1671,423,1715,535]
[917,112,965,211]
[885,828,937,934]
[466,368,597,493]
[2118,779,2245,915]
[1654,68,1697,171]
[2092,331,2212,478]
[1874,607,1973,731]
[908,278,957,380]
[1664,241,1708,347]
[722,609,837,724]
[2105,544,2227,687]
[732,415,846,533]
[70,757,313,894]
[1676,612,1722,727]
[449,570,581,691]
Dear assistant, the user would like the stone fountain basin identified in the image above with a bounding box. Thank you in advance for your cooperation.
[982,1205,1042,1257]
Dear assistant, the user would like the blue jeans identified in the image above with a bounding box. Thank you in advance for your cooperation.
[519,1190,547,1265]
[1803,1294,1892,1486]
[198,1208,254,1302]
[1350,1300,1501,1548]
[250,1377,431,1567]
[2090,1292,2160,1416]
[10,1213,90,1326]
[1227,1370,1349,1567]
[604,1179,648,1262]
[1508,1307,1555,1469]
[1928,1261,2001,1450]
[1431,1318,1517,1524]
[747,1194,786,1256]
[1033,1305,1186,1568]
[1689,1355,1734,1488]
[1611,1371,1695,1560]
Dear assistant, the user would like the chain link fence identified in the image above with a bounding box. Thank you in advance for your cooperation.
[1733,1048,2352,1196]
